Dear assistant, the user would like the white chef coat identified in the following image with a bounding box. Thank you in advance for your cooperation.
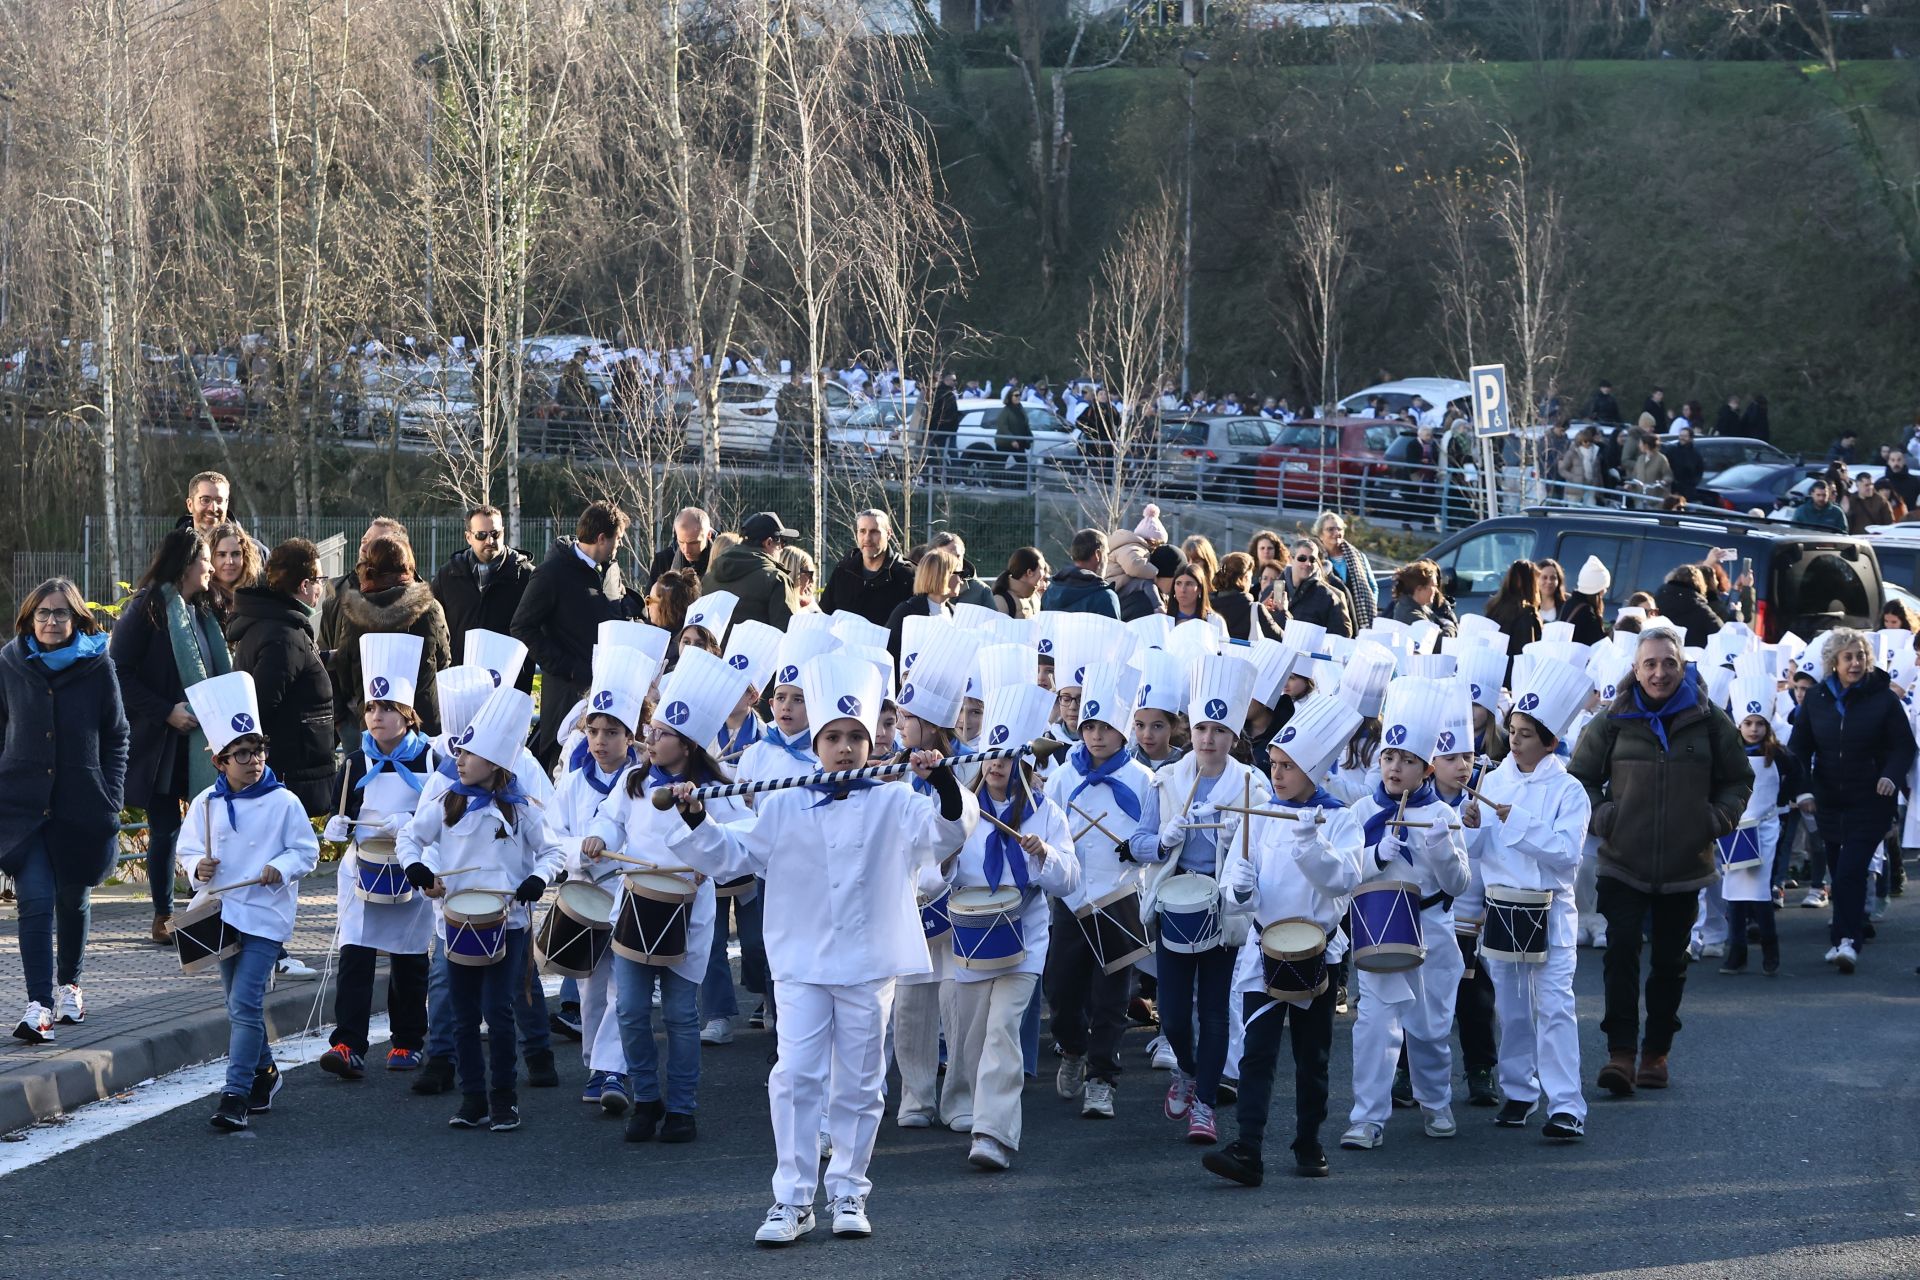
[176,786,320,945]
[396,791,562,932]
[1227,800,1365,1005]
[940,790,1078,984]
[1723,754,1781,904]
[1473,753,1591,947]
[1049,747,1156,914]
[334,754,436,954]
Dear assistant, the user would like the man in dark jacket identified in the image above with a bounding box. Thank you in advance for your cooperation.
[1883,449,1920,508]
[1666,427,1706,500]
[1711,395,1743,438]
[1039,530,1122,618]
[1639,388,1670,432]
[646,506,714,588]
[1650,565,1723,648]
[1584,381,1621,425]
[511,502,632,767]
[432,504,535,692]
[928,372,961,482]
[820,509,915,626]
[1569,628,1752,1097]
[227,540,336,816]
[702,511,799,632]
[319,516,408,656]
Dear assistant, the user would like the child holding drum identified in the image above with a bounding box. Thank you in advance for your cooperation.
[174,672,320,1131]
[1427,684,1502,1111]
[1716,676,1807,976]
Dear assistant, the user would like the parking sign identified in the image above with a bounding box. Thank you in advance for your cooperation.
[1470,363,1511,438]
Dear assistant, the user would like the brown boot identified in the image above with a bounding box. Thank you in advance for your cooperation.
[1596,1050,1636,1097]
[1635,1052,1670,1089]
[152,915,173,945]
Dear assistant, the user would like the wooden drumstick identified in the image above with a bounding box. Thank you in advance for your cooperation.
[435,865,483,877]
[336,767,351,819]
[979,810,1025,840]
[1066,801,1124,846]
[1208,802,1301,822]
[209,874,266,894]
[1241,776,1252,859]
[1179,771,1202,820]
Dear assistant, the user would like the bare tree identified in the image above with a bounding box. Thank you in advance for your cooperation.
[1489,128,1570,480]
[1281,178,1353,509]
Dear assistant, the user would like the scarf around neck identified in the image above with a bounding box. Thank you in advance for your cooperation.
[449,777,529,823]
[1066,746,1142,822]
[980,789,1032,893]
[764,724,816,765]
[161,584,232,799]
[359,730,430,793]
[1364,778,1438,853]
[1616,675,1700,751]
[213,766,284,830]
[26,631,107,673]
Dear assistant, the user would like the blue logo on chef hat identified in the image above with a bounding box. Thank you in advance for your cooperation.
[1384,724,1407,746]
[1073,665,1088,685]
[778,664,799,684]
[1278,726,1298,745]
[903,651,917,673]
[1038,639,1053,655]
[1083,700,1100,722]
[370,676,390,698]
[988,724,1010,746]
[728,654,749,670]
[592,690,614,711]
[1517,692,1540,713]
[837,694,863,717]
[487,668,503,687]
[1470,682,1483,700]
[899,684,916,705]
[1436,730,1456,752]
[1746,699,1763,714]
[229,712,255,734]
[1140,683,1152,701]
[1204,698,1227,721]
[663,701,690,726]
[455,726,476,748]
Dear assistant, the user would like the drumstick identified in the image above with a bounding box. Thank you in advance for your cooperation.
[1179,771,1202,820]
[1241,776,1252,860]
[592,850,678,868]
[209,874,266,894]
[979,809,1025,840]
[1066,801,1124,846]
[435,865,483,877]
[1208,802,1302,822]
[336,766,351,819]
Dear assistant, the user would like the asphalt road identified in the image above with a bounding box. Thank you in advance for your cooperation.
[6,903,1917,1280]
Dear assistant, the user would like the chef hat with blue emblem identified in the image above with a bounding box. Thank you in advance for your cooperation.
[359,632,423,710]
[897,618,972,731]
[586,643,655,735]
[682,590,738,643]
[1509,655,1591,743]
[459,686,535,773]
[1269,689,1363,782]
[652,647,750,751]
[1076,662,1141,734]
[1725,675,1775,726]
[1188,652,1256,737]
[1454,642,1507,715]
[980,683,1058,755]
[801,652,885,747]
[1136,648,1189,718]
[1433,676,1476,759]
[772,627,840,692]
[724,619,785,695]
[1379,675,1447,763]
[464,628,527,690]
[187,671,262,756]
[434,665,494,756]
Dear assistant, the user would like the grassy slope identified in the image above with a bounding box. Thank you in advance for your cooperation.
[926,60,1920,452]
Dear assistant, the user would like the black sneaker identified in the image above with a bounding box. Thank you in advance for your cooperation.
[625,1098,666,1143]
[210,1092,250,1131]
[248,1065,284,1114]
[1542,1112,1585,1141]
[489,1097,521,1132]
[550,1004,583,1042]
[412,1056,456,1096]
[1201,1139,1264,1186]
[1718,950,1748,975]
[1216,1079,1239,1105]
[1466,1069,1500,1107]
[1495,1098,1538,1128]
[1291,1142,1330,1178]
[748,1004,766,1029]
[448,1094,489,1129]
[525,1048,560,1088]
[660,1112,697,1143]
[1763,946,1781,976]
[1390,1066,1416,1109]
[1334,985,1350,1015]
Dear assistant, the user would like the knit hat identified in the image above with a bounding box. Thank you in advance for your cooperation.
[1147,544,1185,579]
[1575,555,1611,596]
[1134,503,1169,544]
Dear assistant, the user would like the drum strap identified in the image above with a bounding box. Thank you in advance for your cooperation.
[1420,891,1454,912]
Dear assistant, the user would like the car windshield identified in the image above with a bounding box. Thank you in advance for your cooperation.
[1162,422,1208,446]
[849,400,915,429]
[1709,463,1783,489]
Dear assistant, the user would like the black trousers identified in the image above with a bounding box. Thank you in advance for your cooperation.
[333,944,430,1055]
[1233,987,1335,1154]
[1453,930,1497,1075]
[1597,877,1694,1056]
[1043,900,1131,1084]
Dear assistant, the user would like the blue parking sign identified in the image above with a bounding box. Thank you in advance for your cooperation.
[1470,363,1510,438]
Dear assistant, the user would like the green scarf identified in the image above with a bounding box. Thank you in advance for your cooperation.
[159,584,232,798]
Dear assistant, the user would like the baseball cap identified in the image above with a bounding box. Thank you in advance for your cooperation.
[741,511,798,543]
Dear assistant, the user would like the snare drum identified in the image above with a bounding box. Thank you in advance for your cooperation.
[352,837,414,905]
[920,889,953,941]
[1482,885,1552,963]
[1259,918,1330,1001]
[1156,873,1223,954]
[1454,909,1485,980]
[1715,824,1762,873]
[1072,886,1153,975]
[444,890,511,966]
[714,875,756,899]
[170,895,238,974]
[949,885,1025,971]
[610,872,695,965]
[534,880,616,978]
[1349,880,1425,973]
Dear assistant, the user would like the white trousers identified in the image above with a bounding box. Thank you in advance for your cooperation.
[580,953,626,1075]
[942,973,1036,1148]
[768,977,895,1207]
[1349,916,1462,1125]
[891,979,950,1123]
[1488,946,1584,1121]
[1575,840,1604,941]
[1691,879,1729,947]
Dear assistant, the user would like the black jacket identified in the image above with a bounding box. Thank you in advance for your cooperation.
[1585,390,1621,424]
[1883,466,1920,508]
[0,636,129,884]
[1712,405,1743,438]
[821,551,916,628]
[1651,580,1723,648]
[1787,669,1917,822]
[110,588,223,809]
[1390,593,1458,637]
[432,546,536,689]
[226,587,336,815]
[1740,401,1770,442]
[329,579,452,748]
[1667,443,1705,498]
[512,539,632,750]
[1211,589,1285,643]
[1283,575,1352,638]
[1561,594,1609,647]
[647,540,712,590]
[1039,567,1121,618]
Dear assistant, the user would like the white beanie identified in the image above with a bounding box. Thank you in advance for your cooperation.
[1575,555,1612,596]
[1133,503,1168,544]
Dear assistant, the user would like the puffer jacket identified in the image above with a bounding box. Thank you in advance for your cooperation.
[1569,679,1754,894]
[702,544,797,632]
[226,586,336,816]
[1787,668,1916,823]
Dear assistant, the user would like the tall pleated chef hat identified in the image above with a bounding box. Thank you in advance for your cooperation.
[1732,647,1780,681]
[1540,620,1576,645]
[839,642,897,703]
[1379,675,1448,763]
[1247,638,1301,711]
[1136,648,1190,717]
[979,682,1058,755]
[1033,610,1063,662]
[434,665,495,755]
[772,627,841,691]
[1077,661,1142,734]
[1404,619,1442,655]
[1333,639,1397,720]
[457,686,535,773]
[587,643,655,735]
[1725,674,1775,725]
[1188,651,1257,737]
[1432,676,1476,758]
[1509,655,1592,743]
[975,642,1038,697]
[723,619,785,694]
[950,601,1002,633]
[187,671,262,756]
[1408,652,1457,680]
[682,589,737,642]
[652,647,751,751]
[1051,612,1128,692]
[800,651,886,746]
[829,611,890,652]
[1589,643,1635,704]
[897,618,973,730]
[598,619,671,669]
[359,632,424,709]
[1127,613,1175,652]
[1453,613,1505,645]
[1454,642,1508,715]
[789,609,838,637]
[1268,690,1364,783]
[1166,616,1223,666]
[1282,618,1328,656]
[464,628,527,690]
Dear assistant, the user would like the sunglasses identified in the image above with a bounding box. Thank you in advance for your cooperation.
[469,530,502,542]
[1294,554,1315,563]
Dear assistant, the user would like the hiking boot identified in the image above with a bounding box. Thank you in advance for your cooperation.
[1635,1052,1670,1089]
[1597,1050,1636,1097]
[1202,1139,1264,1186]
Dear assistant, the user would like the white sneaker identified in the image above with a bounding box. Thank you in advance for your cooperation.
[1423,1105,1458,1138]
[1081,1079,1115,1119]
[1576,924,1592,947]
[1871,900,1889,922]
[54,984,85,1025]
[275,956,317,979]
[1824,943,1843,963]
[1340,1121,1385,1150]
[13,1000,54,1045]
[1149,1036,1177,1071]
[896,1110,932,1129]
[1590,927,1609,949]
[1055,1053,1087,1100]
[830,1194,871,1237]
[1700,943,1726,959]
[700,1018,734,1046]
[946,1113,974,1133]
[968,1133,1012,1170]
[753,1203,816,1246]
[1800,888,1829,908]
[817,1130,833,1163]
[1685,939,1704,961]
[1834,939,1858,973]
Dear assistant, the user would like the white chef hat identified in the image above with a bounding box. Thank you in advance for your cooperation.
[188,671,262,756]
[457,686,535,773]
[1281,619,1327,656]
[1509,656,1592,742]
[1051,613,1128,691]
[587,643,654,735]
[1589,644,1635,704]
[1454,613,1504,644]
[1726,675,1775,725]
[1166,616,1223,667]
[1454,644,1507,714]
[1247,638,1300,711]
[839,643,897,703]
[465,629,527,689]
[359,632,423,709]
[950,602,1002,633]
[830,611,890,653]
[989,613,1035,647]
[1733,647,1779,681]
[900,612,944,680]
[1380,675,1448,763]
[1269,692,1363,782]
[653,647,751,750]
[1127,613,1175,652]
[898,619,973,730]
[773,628,840,691]
[1433,677,1476,757]
[789,610,838,638]
[801,652,885,746]
[1033,611,1062,662]
[1136,648,1189,717]
[1540,620,1576,645]
[1408,652,1457,679]
[979,683,1058,754]
[598,619,671,669]
[434,665,495,754]
[682,590,737,641]
[723,619,785,694]
[1405,619,1442,655]
[976,642,1038,697]
[1077,662,1141,734]
[1188,652,1257,737]
[1333,640,1397,720]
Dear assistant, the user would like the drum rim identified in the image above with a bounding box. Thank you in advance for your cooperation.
[172,896,225,926]
[355,837,399,858]
[444,890,510,923]
[1484,884,1555,906]
[1353,878,1421,897]
[1259,917,1327,960]
[624,871,697,904]
[1158,872,1220,910]
[950,885,1023,911]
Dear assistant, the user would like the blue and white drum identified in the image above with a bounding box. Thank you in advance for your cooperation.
[950,885,1025,971]
[920,889,953,941]
[1260,918,1330,1000]
[1157,873,1223,954]
[1350,880,1425,972]
[1715,823,1762,873]
[1482,885,1552,964]
[352,837,414,905]
[444,890,511,967]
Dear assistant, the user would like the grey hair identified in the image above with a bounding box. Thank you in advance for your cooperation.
[1633,626,1685,661]
[855,508,892,532]
[1820,627,1872,680]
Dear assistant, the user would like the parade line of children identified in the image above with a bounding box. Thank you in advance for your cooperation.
[162,583,1827,1243]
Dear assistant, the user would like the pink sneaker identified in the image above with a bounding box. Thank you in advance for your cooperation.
[1187,1100,1218,1144]
[1163,1070,1192,1120]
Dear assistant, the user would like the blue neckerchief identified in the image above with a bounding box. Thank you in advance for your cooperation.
[357,730,430,793]
[1821,674,1860,725]
[571,736,639,773]
[1615,675,1700,752]
[448,777,530,821]
[980,790,1031,893]
[212,767,285,831]
[572,743,638,796]
[1363,779,1438,855]
[1065,746,1143,822]
[764,724,816,765]
[25,631,107,673]
[1275,786,1343,811]
[1745,743,1766,758]
[436,755,460,781]
[646,765,689,793]
[1435,785,1467,810]
[719,714,763,756]
[911,774,935,797]
[806,779,881,807]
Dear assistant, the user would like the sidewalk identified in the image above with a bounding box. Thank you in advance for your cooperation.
[0,883,366,1136]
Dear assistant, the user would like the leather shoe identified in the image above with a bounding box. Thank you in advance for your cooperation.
[1596,1050,1636,1097]
[1635,1052,1669,1089]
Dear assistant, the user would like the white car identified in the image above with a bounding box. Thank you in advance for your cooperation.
[688,375,866,457]
[1335,377,1472,423]
[950,397,1081,479]
[363,365,478,441]
[1245,2,1425,27]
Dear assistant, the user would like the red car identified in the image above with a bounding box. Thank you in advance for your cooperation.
[1253,416,1401,506]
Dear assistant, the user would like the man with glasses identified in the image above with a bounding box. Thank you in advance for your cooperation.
[820,509,915,627]
[432,504,535,691]
[701,510,801,632]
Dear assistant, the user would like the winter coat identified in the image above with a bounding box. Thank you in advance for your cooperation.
[225,587,336,816]
[1629,449,1673,493]
[1561,594,1609,646]
[110,587,226,810]
[0,635,129,884]
[1788,669,1917,827]
[702,544,798,633]
[511,538,633,753]
[1667,443,1705,498]
[1650,580,1723,648]
[1485,598,1542,658]
[1390,593,1458,637]
[1569,680,1753,894]
[1103,530,1157,589]
[328,579,451,748]
[1557,443,1601,488]
[1790,500,1848,533]
[820,550,915,628]
[432,546,537,688]
[1283,574,1353,638]
[646,540,712,590]
[1039,567,1121,618]
[1211,588,1285,643]
[1847,492,1894,534]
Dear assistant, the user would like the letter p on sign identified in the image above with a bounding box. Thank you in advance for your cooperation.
[1469,363,1510,438]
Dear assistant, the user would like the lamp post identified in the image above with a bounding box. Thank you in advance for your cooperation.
[1179,49,1207,398]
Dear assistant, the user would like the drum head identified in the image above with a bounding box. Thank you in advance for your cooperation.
[557,880,615,917]
[1261,919,1326,959]
[951,886,1022,914]
[446,890,507,918]
[1159,873,1219,910]
[626,871,696,903]
[357,836,398,859]
[172,896,223,928]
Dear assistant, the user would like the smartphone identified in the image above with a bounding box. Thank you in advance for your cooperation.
[1740,556,1753,583]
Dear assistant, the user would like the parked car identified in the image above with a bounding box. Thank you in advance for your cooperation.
[1694,462,1825,514]
[1660,433,1794,485]
[950,397,1080,480]
[1334,378,1470,422]
[689,375,865,457]
[1771,465,1887,520]
[1157,414,1279,503]
[1859,524,1920,595]
[828,397,922,462]
[1253,416,1398,507]
[143,355,246,432]
[362,365,478,441]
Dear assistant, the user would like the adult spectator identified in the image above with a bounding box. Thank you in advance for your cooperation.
[646,569,702,664]
[1313,511,1377,630]
[1534,557,1569,625]
[1827,429,1858,465]
[513,501,633,765]
[110,529,227,943]
[319,517,409,654]
[884,546,960,675]
[702,511,800,632]
[225,539,335,817]
[779,545,819,613]
[1077,385,1123,481]
[432,504,536,690]
[1790,478,1848,533]
[1789,629,1915,974]
[1558,425,1603,503]
[1740,393,1770,442]
[1181,535,1220,591]
[1644,564,1719,649]
[179,470,234,537]
[1562,556,1611,646]
[1104,506,1166,623]
[1,580,129,1044]
[1484,560,1543,659]
[1712,395,1743,438]
[1667,427,1705,501]
[1210,552,1285,642]
[1881,598,1918,632]
[328,535,451,751]
[821,508,915,626]
[1639,387,1670,432]
[774,372,812,466]
[995,386,1032,461]
[1847,470,1893,534]
[647,507,715,588]
[1247,529,1286,574]
[1882,449,1920,509]
[1389,560,1458,636]
[1039,530,1122,618]
[1282,538,1353,638]
[1165,564,1214,628]
[990,547,1048,619]
[1627,431,1673,509]
[927,371,961,481]
[1571,628,1752,1094]
[928,532,995,609]
[1584,380,1621,425]
[204,520,262,630]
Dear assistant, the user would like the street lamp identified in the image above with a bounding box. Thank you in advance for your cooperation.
[1179,48,1208,399]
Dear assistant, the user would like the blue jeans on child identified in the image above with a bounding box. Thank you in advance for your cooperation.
[446,928,530,1099]
[428,934,552,1062]
[11,829,94,1006]
[616,958,700,1112]
[219,933,281,1097]
[1155,939,1234,1106]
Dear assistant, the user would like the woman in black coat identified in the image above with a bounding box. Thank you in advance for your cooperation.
[1650,564,1723,649]
[1787,629,1916,971]
[109,528,227,941]
[227,538,335,817]
[1388,559,1459,637]
[1282,538,1353,638]
[0,579,130,1042]
[1209,552,1286,642]
[1483,559,1543,659]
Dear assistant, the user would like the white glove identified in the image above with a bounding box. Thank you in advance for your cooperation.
[1227,854,1259,898]
[376,813,408,840]
[1159,826,1184,852]
[322,815,351,844]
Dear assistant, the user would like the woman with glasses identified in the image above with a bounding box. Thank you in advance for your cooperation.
[225,539,336,817]
[1282,539,1353,638]
[1,580,129,1044]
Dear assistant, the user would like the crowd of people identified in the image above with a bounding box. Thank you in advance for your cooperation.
[3,476,1915,1244]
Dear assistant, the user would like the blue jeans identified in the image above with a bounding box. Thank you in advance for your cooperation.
[147,798,182,917]
[428,934,551,1061]
[219,933,281,1096]
[447,928,529,1099]
[1155,938,1234,1106]
[616,958,700,1113]
[701,904,739,1022]
[12,829,93,1006]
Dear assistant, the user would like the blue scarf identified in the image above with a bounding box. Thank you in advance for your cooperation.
[718,714,763,757]
[358,730,430,793]
[25,631,107,673]
[807,779,881,807]
[1363,779,1438,855]
[1745,743,1766,758]
[449,777,530,822]
[763,725,816,766]
[1821,675,1861,725]
[1065,746,1143,822]
[1615,675,1700,752]
[980,790,1031,893]
[212,767,285,831]
[436,755,460,782]
[570,740,638,795]
[1275,786,1343,811]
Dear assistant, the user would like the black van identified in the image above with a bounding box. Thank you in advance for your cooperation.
[1407,507,1884,643]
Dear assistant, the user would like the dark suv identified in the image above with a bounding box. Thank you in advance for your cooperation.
[1405,507,1884,643]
